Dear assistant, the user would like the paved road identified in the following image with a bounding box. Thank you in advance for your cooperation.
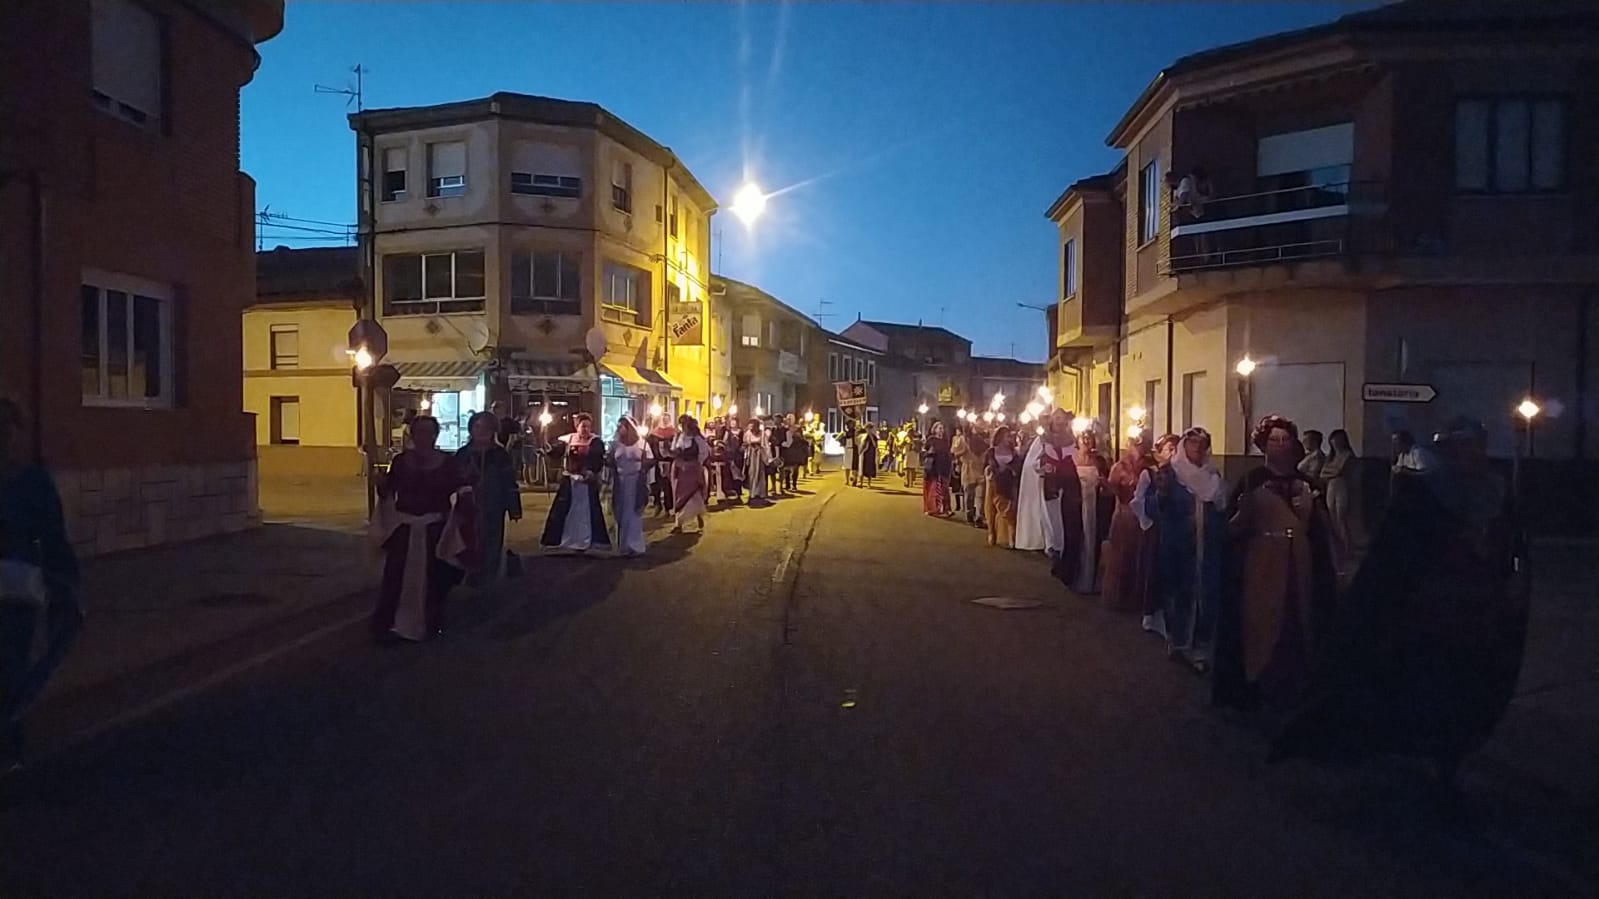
[0,474,1590,897]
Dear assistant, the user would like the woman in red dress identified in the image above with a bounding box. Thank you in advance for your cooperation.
[1099,435,1160,615]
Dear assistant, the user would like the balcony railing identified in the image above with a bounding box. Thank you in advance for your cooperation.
[1166,181,1385,274]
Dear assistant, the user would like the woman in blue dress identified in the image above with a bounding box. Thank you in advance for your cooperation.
[1149,427,1229,673]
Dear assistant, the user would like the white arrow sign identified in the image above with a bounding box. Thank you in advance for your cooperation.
[1362,382,1437,403]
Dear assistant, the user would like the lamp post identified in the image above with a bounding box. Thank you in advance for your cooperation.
[1514,398,1541,511]
[1235,355,1257,454]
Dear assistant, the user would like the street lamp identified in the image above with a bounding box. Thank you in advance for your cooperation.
[732,182,767,226]
[351,347,375,371]
[1236,355,1258,453]
[1513,397,1542,510]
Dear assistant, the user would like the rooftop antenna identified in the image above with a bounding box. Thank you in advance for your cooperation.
[314,63,368,112]
[256,203,270,251]
[716,226,724,272]
[939,306,947,326]
[814,298,834,323]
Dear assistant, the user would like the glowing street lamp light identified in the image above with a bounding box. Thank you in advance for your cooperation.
[351,347,375,371]
[1235,355,1258,378]
[1517,398,1542,421]
[732,182,767,226]
[917,402,929,415]
[1513,397,1543,510]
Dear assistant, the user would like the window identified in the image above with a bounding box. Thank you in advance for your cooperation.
[270,397,300,445]
[666,282,682,306]
[741,313,761,347]
[669,194,679,237]
[612,160,633,213]
[510,250,581,315]
[602,262,646,323]
[1181,371,1207,432]
[81,277,171,407]
[828,352,839,381]
[867,360,877,386]
[854,358,866,381]
[1455,97,1566,193]
[383,250,485,315]
[1062,239,1078,298]
[1139,158,1161,244]
[381,147,407,201]
[90,0,163,128]
[827,409,842,434]
[269,325,299,370]
[1144,379,1161,436]
[510,172,582,199]
[426,141,466,198]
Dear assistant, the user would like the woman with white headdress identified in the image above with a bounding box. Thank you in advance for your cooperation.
[1016,409,1076,562]
[1073,424,1112,594]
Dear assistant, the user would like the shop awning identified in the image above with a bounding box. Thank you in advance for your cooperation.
[393,360,486,393]
[600,363,683,395]
[504,357,593,391]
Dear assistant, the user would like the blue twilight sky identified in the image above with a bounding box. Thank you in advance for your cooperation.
[243,1,1375,361]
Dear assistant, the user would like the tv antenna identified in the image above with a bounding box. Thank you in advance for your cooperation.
[314,63,368,112]
[814,298,834,323]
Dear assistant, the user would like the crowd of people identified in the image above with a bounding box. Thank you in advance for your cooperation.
[939,406,1530,788]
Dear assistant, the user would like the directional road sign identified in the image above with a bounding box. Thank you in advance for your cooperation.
[1362,382,1437,403]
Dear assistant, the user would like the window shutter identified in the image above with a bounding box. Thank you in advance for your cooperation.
[429,141,466,179]
[91,0,162,120]
[383,147,407,173]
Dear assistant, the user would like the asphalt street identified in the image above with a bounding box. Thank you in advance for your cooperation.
[0,473,1590,897]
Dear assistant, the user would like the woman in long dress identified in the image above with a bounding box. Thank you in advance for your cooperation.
[1016,415,1062,554]
[1073,429,1111,594]
[921,419,953,516]
[984,426,1023,548]
[671,415,712,532]
[372,415,470,642]
[608,416,651,556]
[1152,427,1229,673]
[744,419,771,506]
[1321,428,1356,563]
[858,426,879,488]
[541,412,611,553]
[1100,437,1159,615]
[457,411,522,589]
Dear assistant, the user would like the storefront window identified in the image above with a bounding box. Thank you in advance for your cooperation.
[599,373,634,435]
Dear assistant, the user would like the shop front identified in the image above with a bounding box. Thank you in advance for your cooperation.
[598,358,683,431]
[391,360,488,452]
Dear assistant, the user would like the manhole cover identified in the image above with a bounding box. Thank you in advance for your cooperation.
[971,596,1044,610]
[195,592,274,609]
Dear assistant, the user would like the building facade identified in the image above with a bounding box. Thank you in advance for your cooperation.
[349,93,718,447]
[1045,0,1599,529]
[0,0,284,555]
[716,276,820,420]
[841,320,1047,428]
[821,333,885,433]
[244,246,361,479]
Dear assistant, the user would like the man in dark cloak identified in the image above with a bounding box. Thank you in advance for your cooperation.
[1269,417,1530,789]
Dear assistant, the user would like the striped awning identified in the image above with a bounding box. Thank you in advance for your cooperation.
[601,362,683,395]
[504,357,593,391]
[393,360,486,393]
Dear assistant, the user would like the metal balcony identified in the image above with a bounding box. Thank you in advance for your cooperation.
[1166,181,1385,274]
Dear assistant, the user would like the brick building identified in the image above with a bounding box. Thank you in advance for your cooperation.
[1044,0,1598,529]
[0,0,285,554]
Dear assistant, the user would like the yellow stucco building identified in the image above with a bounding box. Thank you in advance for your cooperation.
[347,93,719,446]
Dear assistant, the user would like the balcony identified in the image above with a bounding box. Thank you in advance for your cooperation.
[1165,180,1385,274]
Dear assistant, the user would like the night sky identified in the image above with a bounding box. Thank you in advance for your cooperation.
[243,1,1376,360]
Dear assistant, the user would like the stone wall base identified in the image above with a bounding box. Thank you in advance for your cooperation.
[54,459,260,557]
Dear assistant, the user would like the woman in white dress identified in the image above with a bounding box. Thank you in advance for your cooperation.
[1073,428,1111,594]
[540,413,610,553]
[1016,410,1072,555]
[608,416,651,556]
[744,419,771,506]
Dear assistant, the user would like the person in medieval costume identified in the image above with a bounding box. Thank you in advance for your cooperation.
[607,416,651,556]
[456,410,523,589]
[541,412,611,553]
[857,425,879,488]
[984,426,1023,548]
[644,414,677,515]
[371,415,472,642]
[671,415,712,533]
[1213,414,1338,711]
[745,418,772,506]
[1015,414,1060,553]
[1100,434,1160,615]
[1271,417,1529,791]
[1151,427,1229,673]
[1072,426,1112,594]
[722,416,745,503]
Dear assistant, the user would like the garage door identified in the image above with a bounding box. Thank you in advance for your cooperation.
[1251,362,1345,439]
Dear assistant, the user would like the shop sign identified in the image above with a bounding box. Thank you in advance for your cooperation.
[668,302,703,345]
